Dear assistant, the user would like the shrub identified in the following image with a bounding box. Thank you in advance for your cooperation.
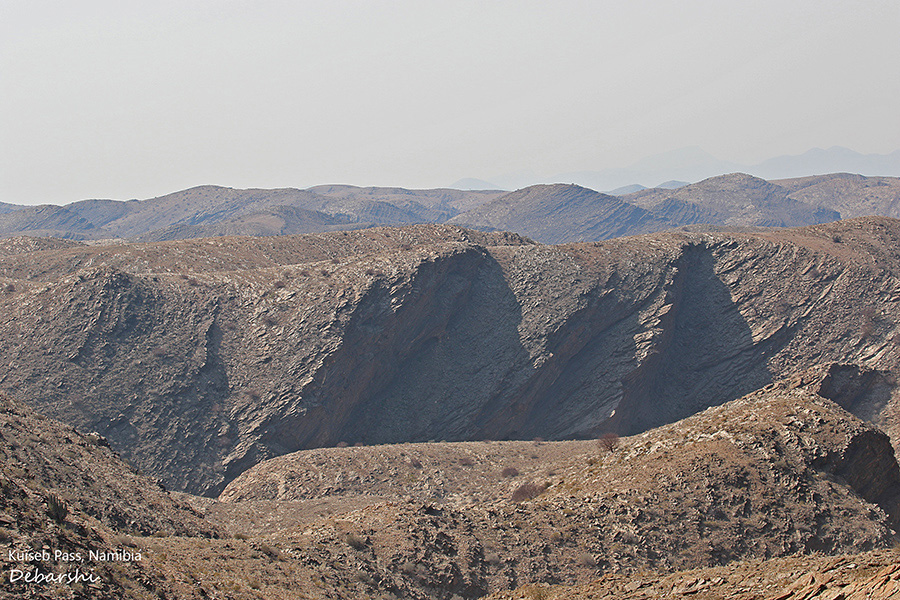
[598,432,619,453]
[272,280,286,289]
[3,283,15,293]
[511,482,546,503]
[458,457,475,467]
[501,467,520,478]
[408,457,422,469]
[46,493,68,524]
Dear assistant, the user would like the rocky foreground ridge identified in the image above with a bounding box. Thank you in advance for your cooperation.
[2,377,899,599]
[1,219,900,495]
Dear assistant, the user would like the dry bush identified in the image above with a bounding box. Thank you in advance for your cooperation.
[272,280,286,289]
[598,432,619,452]
[511,482,546,503]
[46,493,68,524]
[458,457,475,467]
[344,532,367,550]
[501,467,520,478]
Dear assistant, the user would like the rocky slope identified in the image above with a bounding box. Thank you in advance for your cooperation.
[486,550,900,600]
[623,172,841,227]
[2,219,900,496]
[447,183,677,243]
[774,172,900,219]
[206,383,900,599]
[2,369,899,599]
[0,393,216,599]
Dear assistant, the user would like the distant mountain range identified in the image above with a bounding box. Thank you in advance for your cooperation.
[0,172,898,244]
[466,146,900,192]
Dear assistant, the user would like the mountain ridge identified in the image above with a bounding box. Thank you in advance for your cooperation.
[2,219,900,496]
[0,172,899,244]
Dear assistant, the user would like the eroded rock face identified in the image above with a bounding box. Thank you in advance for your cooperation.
[1,220,900,494]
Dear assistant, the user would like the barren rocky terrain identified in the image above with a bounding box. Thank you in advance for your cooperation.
[3,214,900,598]
[2,219,900,497]
[2,376,899,599]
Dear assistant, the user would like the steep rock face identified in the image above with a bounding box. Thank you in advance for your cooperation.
[2,221,900,494]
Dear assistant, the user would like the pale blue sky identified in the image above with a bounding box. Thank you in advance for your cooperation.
[2,0,899,204]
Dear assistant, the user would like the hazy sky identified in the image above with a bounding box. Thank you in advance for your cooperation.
[2,0,899,204]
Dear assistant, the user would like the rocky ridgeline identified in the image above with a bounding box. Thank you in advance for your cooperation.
[0,220,900,495]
